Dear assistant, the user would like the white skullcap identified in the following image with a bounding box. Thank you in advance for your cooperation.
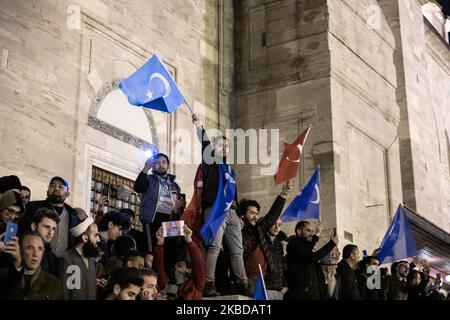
[70,217,94,238]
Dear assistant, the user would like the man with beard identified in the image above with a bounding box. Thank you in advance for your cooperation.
[286,221,338,300]
[20,176,80,257]
[59,217,100,300]
[133,153,185,253]
[240,181,291,293]
[30,208,60,276]
[19,186,31,206]
[104,267,143,300]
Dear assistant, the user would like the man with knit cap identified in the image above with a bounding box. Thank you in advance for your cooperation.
[59,217,99,300]
[0,190,23,234]
[0,175,22,195]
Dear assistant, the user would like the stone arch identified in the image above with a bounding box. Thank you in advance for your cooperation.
[86,59,168,152]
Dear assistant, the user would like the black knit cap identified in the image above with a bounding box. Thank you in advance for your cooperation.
[0,175,22,193]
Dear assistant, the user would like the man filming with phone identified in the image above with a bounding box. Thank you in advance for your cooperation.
[0,190,24,270]
[134,153,186,253]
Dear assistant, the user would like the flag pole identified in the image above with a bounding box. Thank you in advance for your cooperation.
[258,264,268,300]
[183,100,195,116]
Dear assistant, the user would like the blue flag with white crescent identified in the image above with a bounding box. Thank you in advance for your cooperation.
[253,264,268,300]
[281,167,320,223]
[200,164,236,247]
[119,55,185,113]
[377,204,416,264]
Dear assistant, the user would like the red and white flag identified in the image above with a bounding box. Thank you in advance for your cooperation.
[274,125,311,185]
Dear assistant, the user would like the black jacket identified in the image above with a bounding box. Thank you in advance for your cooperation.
[196,125,238,212]
[0,267,64,300]
[126,228,148,253]
[41,244,59,277]
[286,235,336,300]
[384,275,409,300]
[264,237,287,291]
[242,195,286,274]
[337,260,361,300]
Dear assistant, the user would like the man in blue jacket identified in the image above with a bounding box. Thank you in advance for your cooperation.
[133,153,185,253]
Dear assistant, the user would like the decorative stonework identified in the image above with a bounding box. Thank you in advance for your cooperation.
[88,78,159,150]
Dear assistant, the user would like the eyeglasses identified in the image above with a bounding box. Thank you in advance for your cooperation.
[5,207,21,217]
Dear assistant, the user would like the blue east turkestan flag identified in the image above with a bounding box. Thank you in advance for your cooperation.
[200,164,236,247]
[281,167,320,223]
[377,204,417,264]
[253,264,268,300]
[119,54,185,113]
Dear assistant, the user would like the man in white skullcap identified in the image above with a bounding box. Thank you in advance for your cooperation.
[59,217,100,300]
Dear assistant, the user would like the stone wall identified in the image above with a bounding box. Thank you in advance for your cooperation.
[233,0,450,253]
[233,0,335,236]
[0,0,234,210]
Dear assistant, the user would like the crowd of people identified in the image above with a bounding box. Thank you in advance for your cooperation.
[0,115,448,300]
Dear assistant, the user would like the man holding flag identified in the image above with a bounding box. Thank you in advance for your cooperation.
[189,114,251,297]
[286,221,338,300]
[241,181,292,297]
[274,125,311,185]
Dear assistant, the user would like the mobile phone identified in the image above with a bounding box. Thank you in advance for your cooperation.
[5,222,18,242]
[178,193,186,201]
[332,227,337,237]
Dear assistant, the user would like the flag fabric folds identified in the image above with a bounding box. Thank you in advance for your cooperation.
[200,164,236,247]
[281,167,320,223]
[253,264,268,300]
[274,126,311,185]
[181,165,204,248]
[377,204,417,264]
[119,54,185,113]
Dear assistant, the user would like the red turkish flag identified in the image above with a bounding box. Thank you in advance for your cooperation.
[181,165,205,248]
[274,125,311,185]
